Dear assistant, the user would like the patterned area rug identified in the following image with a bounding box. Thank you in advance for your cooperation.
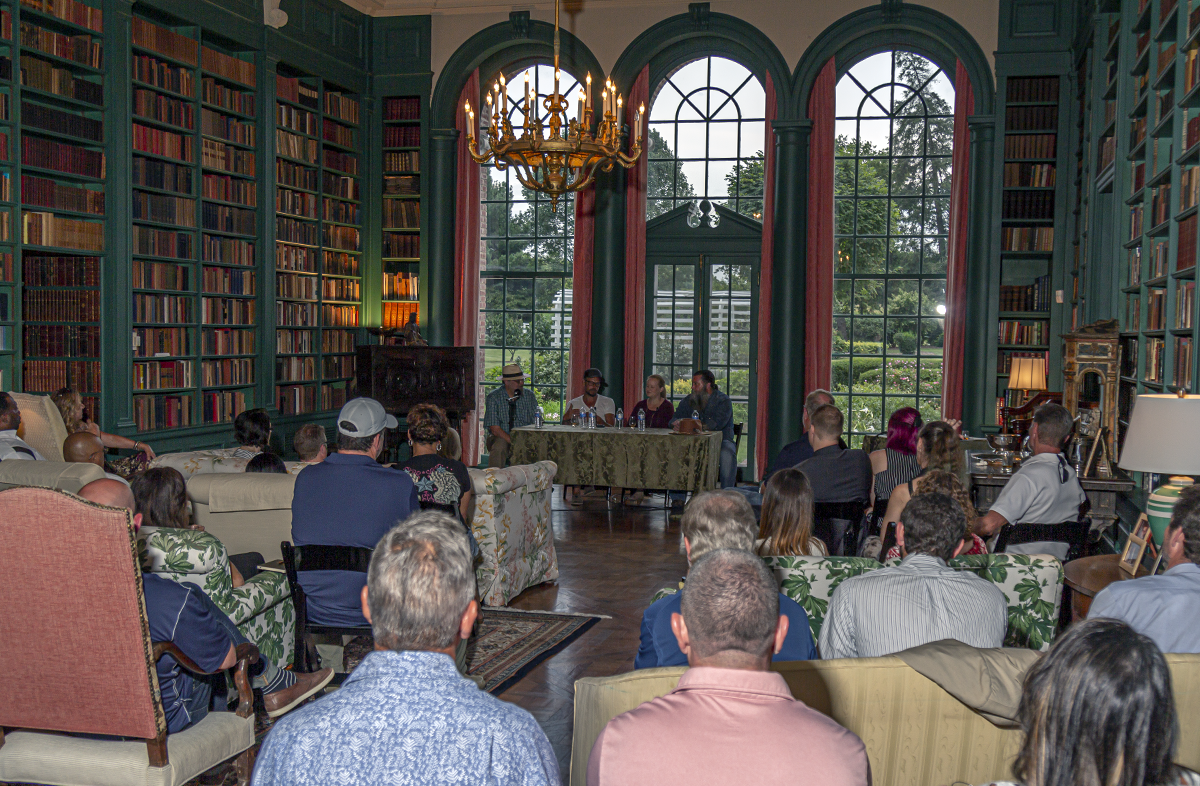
[466,607,604,694]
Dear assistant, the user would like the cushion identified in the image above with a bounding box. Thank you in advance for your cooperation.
[469,460,557,496]
[153,450,307,479]
[7,391,69,461]
[0,712,254,786]
[187,472,296,512]
[0,460,105,492]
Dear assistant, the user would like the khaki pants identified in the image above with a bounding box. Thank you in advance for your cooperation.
[486,432,511,468]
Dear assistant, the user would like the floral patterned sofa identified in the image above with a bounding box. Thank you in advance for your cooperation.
[468,460,559,606]
[139,526,296,667]
[151,448,309,478]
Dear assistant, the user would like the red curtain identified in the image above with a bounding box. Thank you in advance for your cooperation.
[804,58,836,393]
[622,65,651,413]
[567,188,596,400]
[454,69,483,465]
[754,73,778,475]
[942,60,975,421]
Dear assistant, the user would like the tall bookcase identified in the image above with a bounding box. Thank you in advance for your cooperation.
[273,67,362,417]
[18,0,106,422]
[381,95,420,331]
[992,75,1064,423]
[0,3,14,391]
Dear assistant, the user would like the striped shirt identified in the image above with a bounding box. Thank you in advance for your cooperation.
[873,448,922,500]
[818,553,1007,660]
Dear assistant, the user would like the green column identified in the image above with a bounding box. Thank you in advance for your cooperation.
[590,167,627,407]
[107,0,136,433]
[766,120,811,460]
[427,129,459,347]
[962,115,996,435]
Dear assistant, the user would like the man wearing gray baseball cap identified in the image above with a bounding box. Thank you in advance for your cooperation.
[290,397,420,669]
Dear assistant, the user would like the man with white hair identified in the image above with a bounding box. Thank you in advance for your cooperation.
[254,511,560,786]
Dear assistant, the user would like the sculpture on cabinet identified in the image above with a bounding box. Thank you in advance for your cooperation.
[1062,320,1120,476]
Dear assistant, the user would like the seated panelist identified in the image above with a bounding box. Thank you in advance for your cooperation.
[563,368,616,426]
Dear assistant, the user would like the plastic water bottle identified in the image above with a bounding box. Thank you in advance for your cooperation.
[637,409,646,432]
[615,408,624,429]
[587,411,596,429]
[534,408,544,429]
[574,412,582,428]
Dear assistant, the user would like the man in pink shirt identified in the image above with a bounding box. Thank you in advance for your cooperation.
[587,549,870,786]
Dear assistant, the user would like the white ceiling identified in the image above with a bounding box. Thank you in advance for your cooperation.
[337,0,683,16]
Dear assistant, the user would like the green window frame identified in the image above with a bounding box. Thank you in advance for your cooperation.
[832,51,953,446]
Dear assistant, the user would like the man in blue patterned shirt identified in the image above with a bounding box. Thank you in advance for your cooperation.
[254,511,560,786]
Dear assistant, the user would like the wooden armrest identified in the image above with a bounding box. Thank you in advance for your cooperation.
[152,641,260,719]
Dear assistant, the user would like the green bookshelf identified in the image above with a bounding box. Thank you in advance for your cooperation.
[380,94,420,334]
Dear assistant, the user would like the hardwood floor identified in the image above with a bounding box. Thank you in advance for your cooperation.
[499,489,688,778]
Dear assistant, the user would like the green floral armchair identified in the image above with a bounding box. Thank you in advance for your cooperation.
[765,553,1064,651]
[138,527,296,666]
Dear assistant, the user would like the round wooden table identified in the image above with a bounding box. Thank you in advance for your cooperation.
[1063,553,1149,622]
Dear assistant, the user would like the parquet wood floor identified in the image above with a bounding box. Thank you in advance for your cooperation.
[498,490,687,778]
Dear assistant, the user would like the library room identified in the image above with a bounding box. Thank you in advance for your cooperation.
[2,0,1200,785]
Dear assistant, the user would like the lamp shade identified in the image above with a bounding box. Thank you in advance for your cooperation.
[1008,357,1047,391]
[1118,394,1200,475]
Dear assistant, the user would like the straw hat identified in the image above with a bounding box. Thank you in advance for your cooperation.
[501,364,528,380]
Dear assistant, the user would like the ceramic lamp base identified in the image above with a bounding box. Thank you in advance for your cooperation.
[1147,476,1195,546]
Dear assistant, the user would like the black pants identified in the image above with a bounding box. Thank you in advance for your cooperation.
[228,551,264,581]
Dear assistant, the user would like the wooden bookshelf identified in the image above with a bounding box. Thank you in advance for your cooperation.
[0,0,14,390]
[380,95,421,335]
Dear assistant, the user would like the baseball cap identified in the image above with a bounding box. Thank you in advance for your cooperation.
[337,397,398,437]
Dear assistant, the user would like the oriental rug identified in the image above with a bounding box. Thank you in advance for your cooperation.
[466,607,605,694]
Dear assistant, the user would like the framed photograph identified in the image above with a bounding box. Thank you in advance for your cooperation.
[1119,514,1151,576]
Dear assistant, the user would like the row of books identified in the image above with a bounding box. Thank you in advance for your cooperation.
[21,21,102,68]
[383,199,420,228]
[276,328,314,354]
[323,329,355,352]
[383,233,419,259]
[23,211,104,251]
[1146,337,1166,384]
[322,382,349,411]
[323,149,358,176]
[1185,114,1200,153]
[23,324,99,357]
[324,173,358,201]
[1098,135,1116,172]
[1003,134,1056,159]
[134,123,192,162]
[23,136,105,178]
[134,88,194,130]
[1131,205,1144,240]
[202,357,253,386]
[21,0,103,33]
[324,92,359,125]
[278,216,318,246]
[323,355,353,378]
[22,360,101,394]
[133,359,192,391]
[383,126,420,148]
[134,225,193,259]
[202,296,254,325]
[384,175,419,196]
[134,326,191,357]
[997,319,1047,345]
[201,140,254,176]
[277,384,316,415]
[277,159,318,191]
[323,304,359,327]
[277,355,314,382]
[277,188,317,219]
[382,301,419,329]
[24,100,101,142]
[277,103,317,137]
[204,236,254,266]
[21,56,103,106]
[1126,293,1140,333]
[383,151,419,172]
[133,260,189,291]
[132,54,194,98]
[383,97,421,121]
[1006,76,1058,103]
[132,16,197,65]
[322,118,355,148]
[276,76,318,109]
[133,393,193,431]
[277,300,316,326]
[133,293,193,323]
[324,224,360,252]
[1182,167,1200,212]
[1005,105,1057,131]
[1175,337,1193,390]
[1158,43,1176,80]
[277,129,318,164]
[22,253,98,285]
[202,388,250,424]
[1001,227,1054,252]
[1147,239,1169,280]
[202,203,254,236]
[997,349,1048,374]
[203,173,255,207]
[323,199,359,224]
[276,244,316,273]
[1147,288,1166,331]
[1177,280,1194,329]
[1185,45,1200,95]
[202,109,255,147]
[23,288,99,321]
[133,191,195,226]
[0,252,11,283]
[202,266,255,296]
[998,276,1051,311]
[1002,163,1055,188]
[382,271,418,299]
[203,327,254,355]
[277,272,317,301]
[325,250,359,276]
[1180,214,1197,271]
[201,46,253,89]
[202,78,255,118]
[1150,184,1172,229]
[24,175,104,215]
[134,156,192,194]
[1001,190,1054,220]
[323,277,360,301]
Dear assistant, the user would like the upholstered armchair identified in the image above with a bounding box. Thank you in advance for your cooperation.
[140,526,295,667]
[468,460,559,606]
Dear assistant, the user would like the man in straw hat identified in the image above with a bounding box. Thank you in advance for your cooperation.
[483,363,539,468]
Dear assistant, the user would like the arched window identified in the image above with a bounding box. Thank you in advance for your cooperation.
[479,65,585,420]
[832,51,953,445]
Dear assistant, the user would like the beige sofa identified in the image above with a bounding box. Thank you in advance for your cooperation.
[0,460,105,493]
[188,473,296,562]
[5,392,68,460]
[570,654,1200,786]
[153,449,309,478]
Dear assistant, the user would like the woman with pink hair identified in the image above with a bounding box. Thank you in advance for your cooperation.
[868,407,923,521]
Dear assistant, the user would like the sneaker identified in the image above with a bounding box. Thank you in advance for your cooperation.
[263,668,335,718]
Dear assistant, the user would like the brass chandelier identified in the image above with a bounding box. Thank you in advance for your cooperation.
[464,0,644,211]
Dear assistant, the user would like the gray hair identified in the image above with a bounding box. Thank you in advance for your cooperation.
[682,490,756,559]
[804,389,835,420]
[1032,402,1074,450]
[367,511,476,652]
[681,549,779,659]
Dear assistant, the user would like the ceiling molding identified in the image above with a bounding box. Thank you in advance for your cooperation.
[336,0,686,16]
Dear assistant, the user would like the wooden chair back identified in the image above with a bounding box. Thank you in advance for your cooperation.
[281,541,374,674]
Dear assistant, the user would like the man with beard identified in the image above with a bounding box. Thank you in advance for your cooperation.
[672,370,736,489]
[0,392,45,461]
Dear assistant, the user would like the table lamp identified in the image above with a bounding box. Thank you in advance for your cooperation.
[1118,393,1200,546]
[1007,356,1047,406]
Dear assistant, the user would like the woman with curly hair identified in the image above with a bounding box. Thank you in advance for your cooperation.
[396,404,475,532]
[756,468,827,557]
[52,388,155,475]
[882,469,987,560]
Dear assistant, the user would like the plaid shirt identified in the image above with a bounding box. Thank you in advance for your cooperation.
[483,386,538,434]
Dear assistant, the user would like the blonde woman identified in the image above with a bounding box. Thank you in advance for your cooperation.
[52,388,154,477]
[756,468,827,557]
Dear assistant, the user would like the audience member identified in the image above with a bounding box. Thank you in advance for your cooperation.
[761,389,844,485]
[796,404,872,505]
[291,397,419,637]
[976,403,1086,560]
[756,468,827,557]
[53,387,155,461]
[629,374,675,430]
[563,367,616,426]
[592,549,869,786]
[819,493,1006,659]
[63,431,128,484]
[1088,484,1200,653]
[881,420,967,526]
[980,618,1198,786]
[396,404,476,551]
[247,452,287,474]
[293,423,328,463]
[0,392,44,460]
[254,512,559,786]
[671,370,736,489]
[881,469,986,560]
[483,363,539,468]
[232,408,272,459]
[869,406,922,520]
[635,490,815,668]
[78,478,332,728]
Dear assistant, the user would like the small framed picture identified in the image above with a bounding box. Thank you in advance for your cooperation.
[1119,514,1151,576]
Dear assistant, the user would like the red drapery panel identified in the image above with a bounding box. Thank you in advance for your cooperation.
[622,65,651,413]
[942,60,975,420]
[804,58,836,393]
[567,188,596,400]
[754,73,778,475]
[454,69,483,465]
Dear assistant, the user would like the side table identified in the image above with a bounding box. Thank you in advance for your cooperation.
[1063,553,1148,622]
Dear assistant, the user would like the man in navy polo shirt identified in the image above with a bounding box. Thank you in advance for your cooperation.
[291,397,420,636]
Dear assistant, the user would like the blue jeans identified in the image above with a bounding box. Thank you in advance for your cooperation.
[719,439,737,489]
